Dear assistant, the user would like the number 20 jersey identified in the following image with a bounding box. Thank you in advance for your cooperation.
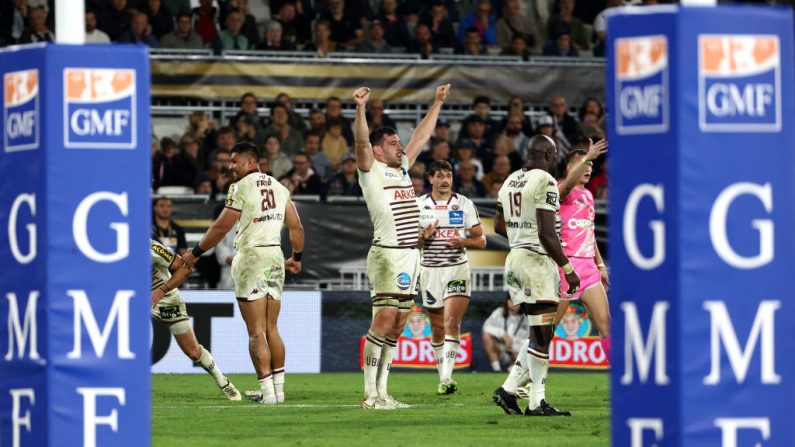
[225,171,290,250]
[497,168,559,254]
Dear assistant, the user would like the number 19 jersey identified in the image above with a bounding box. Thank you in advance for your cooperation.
[225,171,291,250]
[497,168,559,254]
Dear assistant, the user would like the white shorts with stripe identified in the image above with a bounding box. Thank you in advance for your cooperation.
[419,263,471,309]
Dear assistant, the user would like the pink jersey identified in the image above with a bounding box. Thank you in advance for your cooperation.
[558,184,596,258]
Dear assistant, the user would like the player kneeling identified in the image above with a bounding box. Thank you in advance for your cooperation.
[151,239,241,401]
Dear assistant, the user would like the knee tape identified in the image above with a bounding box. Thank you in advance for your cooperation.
[169,320,191,335]
[526,312,556,327]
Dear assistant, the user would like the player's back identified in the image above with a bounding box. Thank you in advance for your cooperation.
[225,171,290,250]
[498,168,559,254]
[359,159,420,247]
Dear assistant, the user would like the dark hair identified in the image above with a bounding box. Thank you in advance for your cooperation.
[176,11,192,20]
[428,160,453,177]
[217,126,235,136]
[565,149,588,165]
[369,126,397,146]
[326,117,344,129]
[152,196,170,208]
[240,92,256,103]
[305,130,322,140]
[464,26,479,35]
[270,103,287,114]
[578,97,604,120]
[325,96,342,106]
[473,95,490,106]
[231,142,259,160]
[160,137,177,152]
[293,152,310,162]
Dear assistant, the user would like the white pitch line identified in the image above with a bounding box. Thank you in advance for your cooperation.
[153,402,485,410]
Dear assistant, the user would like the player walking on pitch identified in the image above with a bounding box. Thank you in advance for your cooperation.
[150,239,241,401]
[183,142,305,405]
[492,135,579,416]
[354,83,451,409]
[417,160,486,395]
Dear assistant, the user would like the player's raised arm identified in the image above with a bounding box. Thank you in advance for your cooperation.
[353,87,374,171]
[558,138,607,199]
[284,200,305,274]
[404,84,451,167]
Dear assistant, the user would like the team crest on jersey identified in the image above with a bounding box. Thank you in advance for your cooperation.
[448,210,464,225]
[4,69,39,152]
[396,272,411,290]
[64,68,136,149]
[698,35,780,132]
[451,204,459,211]
[615,35,668,134]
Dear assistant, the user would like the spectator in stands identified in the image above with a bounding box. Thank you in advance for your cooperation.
[324,96,354,145]
[206,148,232,195]
[325,153,362,197]
[274,2,310,47]
[411,173,427,196]
[579,110,605,141]
[257,20,296,51]
[193,174,214,195]
[419,1,456,49]
[0,0,28,46]
[225,0,260,48]
[546,94,579,154]
[161,11,204,49]
[482,296,530,371]
[163,0,190,17]
[482,154,511,193]
[490,135,523,171]
[592,0,624,57]
[572,0,606,25]
[304,19,337,57]
[168,136,199,186]
[534,115,555,138]
[302,131,330,179]
[459,96,500,140]
[434,119,452,143]
[454,160,487,198]
[322,117,349,172]
[355,20,394,54]
[152,197,188,255]
[319,0,363,50]
[419,138,452,168]
[262,134,293,179]
[283,152,323,195]
[152,137,182,190]
[179,134,206,171]
[500,114,530,160]
[19,6,54,43]
[234,114,257,143]
[227,93,267,131]
[547,0,589,51]
[102,0,132,42]
[407,23,437,58]
[587,157,608,200]
[275,92,308,134]
[192,0,219,45]
[502,95,534,136]
[496,0,542,53]
[488,179,504,199]
[212,10,248,53]
[208,126,236,162]
[377,0,412,49]
[184,111,217,159]
[308,108,327,136]
[458,119,493,160]
[501,34,532,60]
[458,0,498,48]
[119,12,159,46]
[542,27,578,57]
[457,26,487,55]
[366,99,397,131]
[144,0,173,39]
[85,9,111,44]
[256,103,304,156]
[580,97,605,131]
[453,141,485,181]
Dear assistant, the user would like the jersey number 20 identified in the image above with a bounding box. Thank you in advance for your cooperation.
[260,189,275,211]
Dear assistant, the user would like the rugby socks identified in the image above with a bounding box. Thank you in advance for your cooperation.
[273,368,285,403]
[527,345,550,410]
[441,337,460,382]
[258,373,276,400]
[197,346,225,387]
[431,341,444,378]
[501,339,529,394]
[376,337,397,398]
[490,360,502,372]
[600,337,612,363]
[363,331,384,399]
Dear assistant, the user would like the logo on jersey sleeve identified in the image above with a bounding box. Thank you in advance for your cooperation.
[64,68,136,149]
[4,69,39,152]
[699,35,780,132]
[615,35,668,134]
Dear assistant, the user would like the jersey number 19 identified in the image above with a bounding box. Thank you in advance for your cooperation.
[508,192,522,217]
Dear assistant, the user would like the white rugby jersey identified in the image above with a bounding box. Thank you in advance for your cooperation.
[359,158,421,247]
[151,239,180,301]
[225,171,291,250]
[417,192,481,267]
[497,168,559,254]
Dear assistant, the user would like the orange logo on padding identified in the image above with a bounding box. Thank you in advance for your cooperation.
[4,69,38,107]
[616,36,667,81]
[65,69,134,102]
[700,35,778,76]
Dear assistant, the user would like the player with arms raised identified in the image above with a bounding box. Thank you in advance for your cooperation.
[150,239,241,401]
[417,160,485,395]
[492,135,579,416]
[353,83,450,409]
[183,142,305,405]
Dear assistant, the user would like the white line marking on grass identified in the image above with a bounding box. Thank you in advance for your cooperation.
[153,402,484,410]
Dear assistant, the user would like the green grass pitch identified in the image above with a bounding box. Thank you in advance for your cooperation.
[152,372,609,447]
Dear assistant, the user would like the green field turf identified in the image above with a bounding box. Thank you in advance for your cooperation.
[153,372,609,447]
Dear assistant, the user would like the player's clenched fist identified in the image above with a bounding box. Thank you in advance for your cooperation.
[435,84,451,103]
[352,87,371,106]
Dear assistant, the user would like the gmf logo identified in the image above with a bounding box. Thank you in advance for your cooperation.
[64,68,136,149]
[699,35,780,132]
[614,35,668,135]
[4,69,39,152]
